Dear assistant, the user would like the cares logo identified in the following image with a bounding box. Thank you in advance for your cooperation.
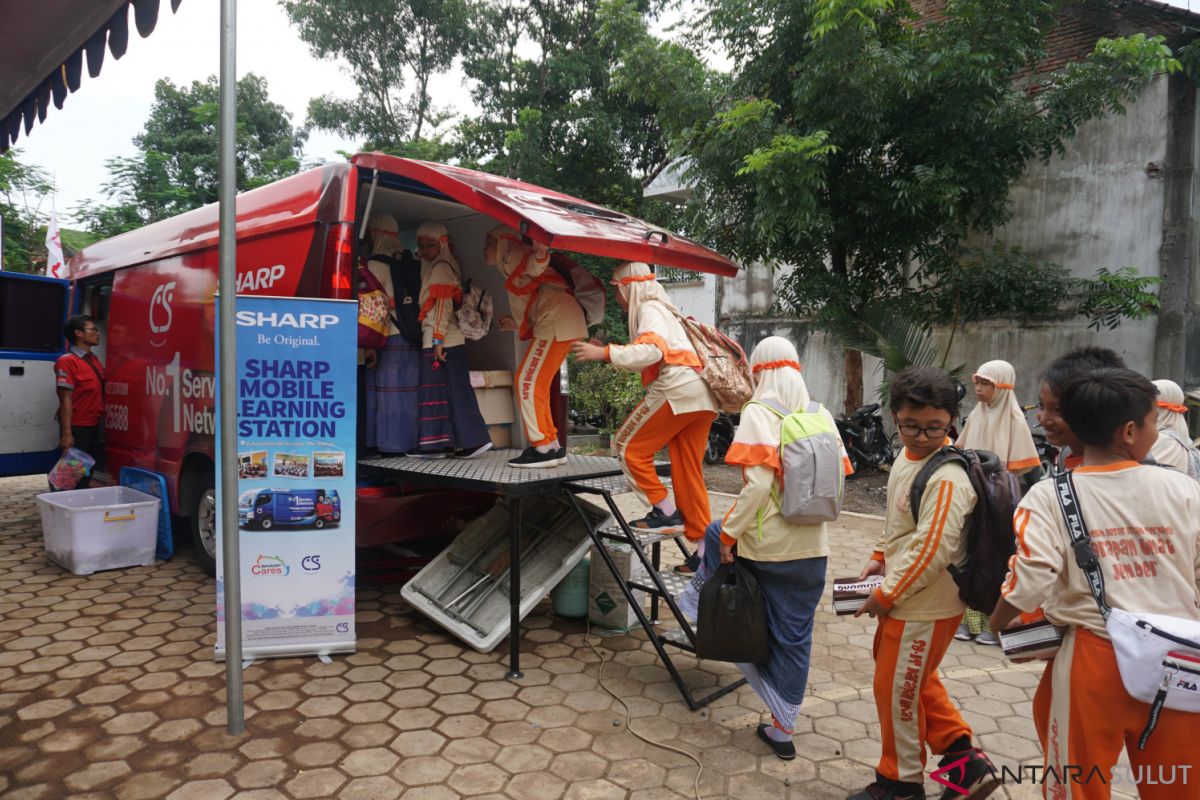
[250,554,289,577]
[301,555,321,573]
[149,280,176,339]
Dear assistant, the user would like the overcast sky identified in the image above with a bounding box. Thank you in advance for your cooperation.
[13,0,1200,223]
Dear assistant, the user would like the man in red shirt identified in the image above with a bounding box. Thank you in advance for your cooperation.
[55,314,105,487]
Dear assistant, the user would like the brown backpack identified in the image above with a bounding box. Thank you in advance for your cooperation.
[671,311,753,413]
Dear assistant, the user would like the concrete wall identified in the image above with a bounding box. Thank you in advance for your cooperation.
[965,77,1169,282]
[662,276,716,326]
[930,315,1159,403]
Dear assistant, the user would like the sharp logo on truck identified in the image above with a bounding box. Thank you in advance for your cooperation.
[236,264,287,293]
[148,281,176,346]
[235,311,340,329]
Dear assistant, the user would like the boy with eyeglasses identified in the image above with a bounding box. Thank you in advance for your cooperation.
[851,366,997,800]
[54,314,106,488]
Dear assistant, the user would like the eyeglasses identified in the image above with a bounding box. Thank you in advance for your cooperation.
[897,425,949,439]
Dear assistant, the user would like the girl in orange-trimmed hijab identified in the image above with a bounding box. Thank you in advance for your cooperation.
[412,221,491,459]
[484,226,587,467]
[571,262,716,540]
[954,358,1038,645]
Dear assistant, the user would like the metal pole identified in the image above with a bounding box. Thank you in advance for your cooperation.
[218,0,244,735]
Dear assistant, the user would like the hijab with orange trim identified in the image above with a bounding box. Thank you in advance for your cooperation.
[416,220,461,284]
[725,337,811,472]
[955,359,1039,472]
[612,261,675,334]
[1153,379,1190,439]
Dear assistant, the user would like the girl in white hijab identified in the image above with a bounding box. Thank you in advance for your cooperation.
[361,212,422,455]
[1149,379,1199,479]
[956,360,1039,474]
[954,358,1038,645]
[571,262,716,539]
[485,225,587,467]
[676,336,849,760]
[411,221,491,458]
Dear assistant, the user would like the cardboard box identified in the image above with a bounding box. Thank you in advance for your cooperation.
[469,370,514,389]
[587,542,647,631]
[474,387,515,425]
[488,423,512,449]
[832,576,884,616]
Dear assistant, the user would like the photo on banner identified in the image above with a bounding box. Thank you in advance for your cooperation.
[215,295,358,661]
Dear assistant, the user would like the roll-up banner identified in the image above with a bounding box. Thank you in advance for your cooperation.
[215,295,357,660]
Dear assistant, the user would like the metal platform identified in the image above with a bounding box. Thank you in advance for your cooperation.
[358,450,631,496]
[359,448,740,709]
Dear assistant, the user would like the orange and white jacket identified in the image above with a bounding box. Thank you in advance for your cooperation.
[1002,462,1200,638]
[872,445,976,620]
[605,301,716,415]
[499,250,587,342]
[418,259,464,349]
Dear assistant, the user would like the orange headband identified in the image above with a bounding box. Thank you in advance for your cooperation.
[613,274,657,286]
[994,382,1015,390]
[752,360,801,374]
[1157,400,1188,414]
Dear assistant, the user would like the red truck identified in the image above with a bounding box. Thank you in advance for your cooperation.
[0,154,739,574]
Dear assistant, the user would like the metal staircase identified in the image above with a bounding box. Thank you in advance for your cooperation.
[563,482,747,710]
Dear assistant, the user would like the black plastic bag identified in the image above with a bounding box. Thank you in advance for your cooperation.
[694,561,769,664]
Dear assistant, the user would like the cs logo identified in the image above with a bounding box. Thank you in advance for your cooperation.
[335,622,350,634]
[149,280,176,344]
[301,555,321,573]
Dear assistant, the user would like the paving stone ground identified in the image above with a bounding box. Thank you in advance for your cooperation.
[0,474,1129,800]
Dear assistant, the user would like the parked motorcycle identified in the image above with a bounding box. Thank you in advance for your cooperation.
[705,412,737,465]
[837,403,895,475]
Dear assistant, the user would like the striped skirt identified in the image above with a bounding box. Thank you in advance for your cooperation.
[414,345,490,455]
[365,334,421,454]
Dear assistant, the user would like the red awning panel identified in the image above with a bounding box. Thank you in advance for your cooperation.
[352,153,741,277]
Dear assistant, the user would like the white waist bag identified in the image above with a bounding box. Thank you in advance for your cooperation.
[1054,471,1200,749]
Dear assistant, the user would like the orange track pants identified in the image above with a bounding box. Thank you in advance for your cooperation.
[873,614,972,785]
[1031,627,1199,799]
[614,398,713,541]
[517,338,575,448]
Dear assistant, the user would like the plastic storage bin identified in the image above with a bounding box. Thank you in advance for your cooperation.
[36,486,161,576]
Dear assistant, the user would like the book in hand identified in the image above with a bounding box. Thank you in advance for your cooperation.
[999,619,1067,661]
[833,576,885,616]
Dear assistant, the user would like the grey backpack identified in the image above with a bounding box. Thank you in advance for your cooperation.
[753,399,845,527]
[1163,430,1200,481]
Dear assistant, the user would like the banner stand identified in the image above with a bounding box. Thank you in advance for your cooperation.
[215,294,358,662]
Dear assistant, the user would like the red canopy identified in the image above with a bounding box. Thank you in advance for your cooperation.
[353,154,741,277]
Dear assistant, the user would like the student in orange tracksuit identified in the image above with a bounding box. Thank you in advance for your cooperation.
[991,368,1200,800]
[855,367,997,800]
[484,226,587,468]
[571,262,716,539]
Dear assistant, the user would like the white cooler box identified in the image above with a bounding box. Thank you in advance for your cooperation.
[36,486,161,576]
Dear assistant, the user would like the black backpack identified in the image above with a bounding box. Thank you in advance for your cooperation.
[909,446,1020,614]
[371,252,423,346]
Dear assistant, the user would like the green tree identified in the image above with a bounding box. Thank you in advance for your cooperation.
[281,0,468,150]
[615,0,1177,412]
[0,150,53,273]
[75,74,305,235]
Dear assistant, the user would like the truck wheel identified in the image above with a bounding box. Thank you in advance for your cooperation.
[314,517,325,529]
[260,517,274,531]
[189,473,217,577]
